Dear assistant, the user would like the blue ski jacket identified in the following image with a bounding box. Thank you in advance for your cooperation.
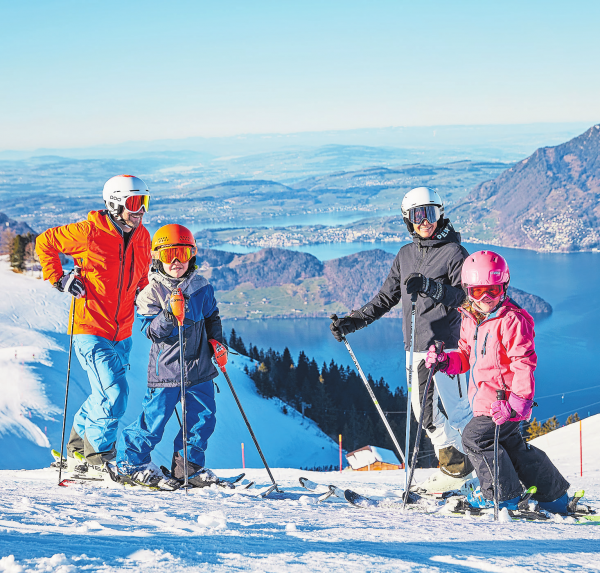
[136,268,224,388]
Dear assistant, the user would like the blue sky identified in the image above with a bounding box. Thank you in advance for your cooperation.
[1,0,599,149]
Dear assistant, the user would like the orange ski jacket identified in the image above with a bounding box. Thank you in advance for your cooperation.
[36,210,152,341]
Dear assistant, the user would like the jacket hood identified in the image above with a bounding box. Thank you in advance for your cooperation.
[412,220,462,248]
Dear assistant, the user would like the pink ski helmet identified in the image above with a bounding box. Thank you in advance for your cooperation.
[461,251,510,288]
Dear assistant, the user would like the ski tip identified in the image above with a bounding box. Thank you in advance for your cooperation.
[574,489,585,499]
[51,449,62,458]
[73,451,86,462]
[58,479,77,487]
[526,485,537,494]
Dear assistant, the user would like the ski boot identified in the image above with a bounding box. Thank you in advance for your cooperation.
[187,468,223,488]
[538,490,596,516]
[51,449,87,473]
[123,462,181,491]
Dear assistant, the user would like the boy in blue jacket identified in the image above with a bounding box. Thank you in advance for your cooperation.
[117,224,225,490]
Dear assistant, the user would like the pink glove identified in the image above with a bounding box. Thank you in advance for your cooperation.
[424,344,449,373]
[490,394,533,425]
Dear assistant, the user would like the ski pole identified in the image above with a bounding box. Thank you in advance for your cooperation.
[404,292,418,492]
[170,289,189,492]
[58,266,81,487]
[208,339,281,492]
[494,389,505,521]
[403,340,444,508]
[330,314,405,465]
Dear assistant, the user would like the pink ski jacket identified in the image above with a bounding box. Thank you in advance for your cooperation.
[445,299,537,416]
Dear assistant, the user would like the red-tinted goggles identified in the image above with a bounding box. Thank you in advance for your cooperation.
[152,245,196,264]
[467,285,504,301]
[124,194,150,213]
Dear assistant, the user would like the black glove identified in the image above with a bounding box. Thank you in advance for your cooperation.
[54,271,85,298]
[404,273,444,302]
[330,310,368,342]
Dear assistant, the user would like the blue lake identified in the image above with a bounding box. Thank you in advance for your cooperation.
[221,241,600,425]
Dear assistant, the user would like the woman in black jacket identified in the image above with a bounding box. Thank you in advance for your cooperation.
[331,187,473,493]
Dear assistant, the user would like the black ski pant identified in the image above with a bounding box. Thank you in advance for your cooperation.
[462,416,570,503]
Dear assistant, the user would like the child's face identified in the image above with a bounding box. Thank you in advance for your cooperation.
[164,259,189,278]
[472,295,501,314]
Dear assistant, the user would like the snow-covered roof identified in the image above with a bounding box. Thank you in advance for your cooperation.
[346,445,400,469]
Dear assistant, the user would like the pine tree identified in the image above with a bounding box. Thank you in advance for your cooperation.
[566,413,581,425]
[542,416,559,434]
[9,234,26,272]
[526,418,543,441]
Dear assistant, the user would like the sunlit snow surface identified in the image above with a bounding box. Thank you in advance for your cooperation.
[1,259,600,571]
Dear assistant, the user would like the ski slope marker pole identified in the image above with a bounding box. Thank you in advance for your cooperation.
[58,266,81,487]
[209,339,281,492]
[493,389,505,521]
[171,289,189,493]
[404,293,418,491]
[241,443,245,469]
[403,340,444,509]
[330,315,406,465]
[339,434,342,473]
[580,419,583,477]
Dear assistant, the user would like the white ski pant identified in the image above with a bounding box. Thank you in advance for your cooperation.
[405,350,473,455]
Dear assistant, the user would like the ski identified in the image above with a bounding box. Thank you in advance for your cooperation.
[298,477,339,502]
[343,487,598,524]
[159,466,247,490]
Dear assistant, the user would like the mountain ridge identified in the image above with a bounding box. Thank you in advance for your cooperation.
[451,124,600,252]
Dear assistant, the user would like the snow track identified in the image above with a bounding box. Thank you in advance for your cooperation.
[1,467,600,572]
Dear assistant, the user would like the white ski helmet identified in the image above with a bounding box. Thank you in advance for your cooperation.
[102,175,150,216]
[401,186,445,232]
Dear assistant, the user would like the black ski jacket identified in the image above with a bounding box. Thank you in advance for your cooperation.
[358,222,468,351]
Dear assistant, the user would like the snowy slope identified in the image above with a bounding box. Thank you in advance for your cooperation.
[0,258,339,470]
[531,414,600,487]
[2,260,600,572]
[0,443,598,572]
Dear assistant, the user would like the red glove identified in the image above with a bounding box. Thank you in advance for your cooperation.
[209,339,228,371]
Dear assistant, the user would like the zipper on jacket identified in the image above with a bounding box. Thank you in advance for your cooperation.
[156,348,161,376]
[470,323,480,409]
[126,245,136,290]
[113,226,137,342]
[113,243,124,341]
[482,332,489,356]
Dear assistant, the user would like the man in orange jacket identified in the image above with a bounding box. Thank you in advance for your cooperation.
[36,175,152,475]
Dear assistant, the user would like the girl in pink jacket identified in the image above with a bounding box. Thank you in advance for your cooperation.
[425,251,579,514]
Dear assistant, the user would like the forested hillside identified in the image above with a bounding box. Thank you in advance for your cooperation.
[198,247,552,319]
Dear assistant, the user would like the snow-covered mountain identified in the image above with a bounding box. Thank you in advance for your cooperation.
[0,258,339,471]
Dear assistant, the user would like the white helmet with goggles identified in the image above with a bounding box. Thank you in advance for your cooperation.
[103,175,150,217]
[401,187,444,233]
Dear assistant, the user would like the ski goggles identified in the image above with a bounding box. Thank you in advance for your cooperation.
[408,205,440,225]
[152,245,196,264]
[467,284,504,301]
[124,194,150,213]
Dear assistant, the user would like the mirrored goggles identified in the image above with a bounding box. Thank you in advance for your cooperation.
[409,205,440,225]
[467,285,504,302]
[124,194,150,213]
[152,245,196,264]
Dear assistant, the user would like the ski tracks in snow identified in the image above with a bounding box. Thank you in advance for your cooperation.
[1,469,600,572]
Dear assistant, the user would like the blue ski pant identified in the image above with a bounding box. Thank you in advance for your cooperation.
[117,381,217,473]
[72,335,132,458]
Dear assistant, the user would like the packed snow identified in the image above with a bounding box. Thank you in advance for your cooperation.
[1,259,600,572]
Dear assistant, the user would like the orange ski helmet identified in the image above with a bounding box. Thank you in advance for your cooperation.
[151,224,197,264]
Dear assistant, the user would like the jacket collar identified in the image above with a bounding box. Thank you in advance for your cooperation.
[412,220,462,248]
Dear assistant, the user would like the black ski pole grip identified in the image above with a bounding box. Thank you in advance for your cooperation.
[434,340,445,354]
[497,390,506,401]
[411,292,418,302]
